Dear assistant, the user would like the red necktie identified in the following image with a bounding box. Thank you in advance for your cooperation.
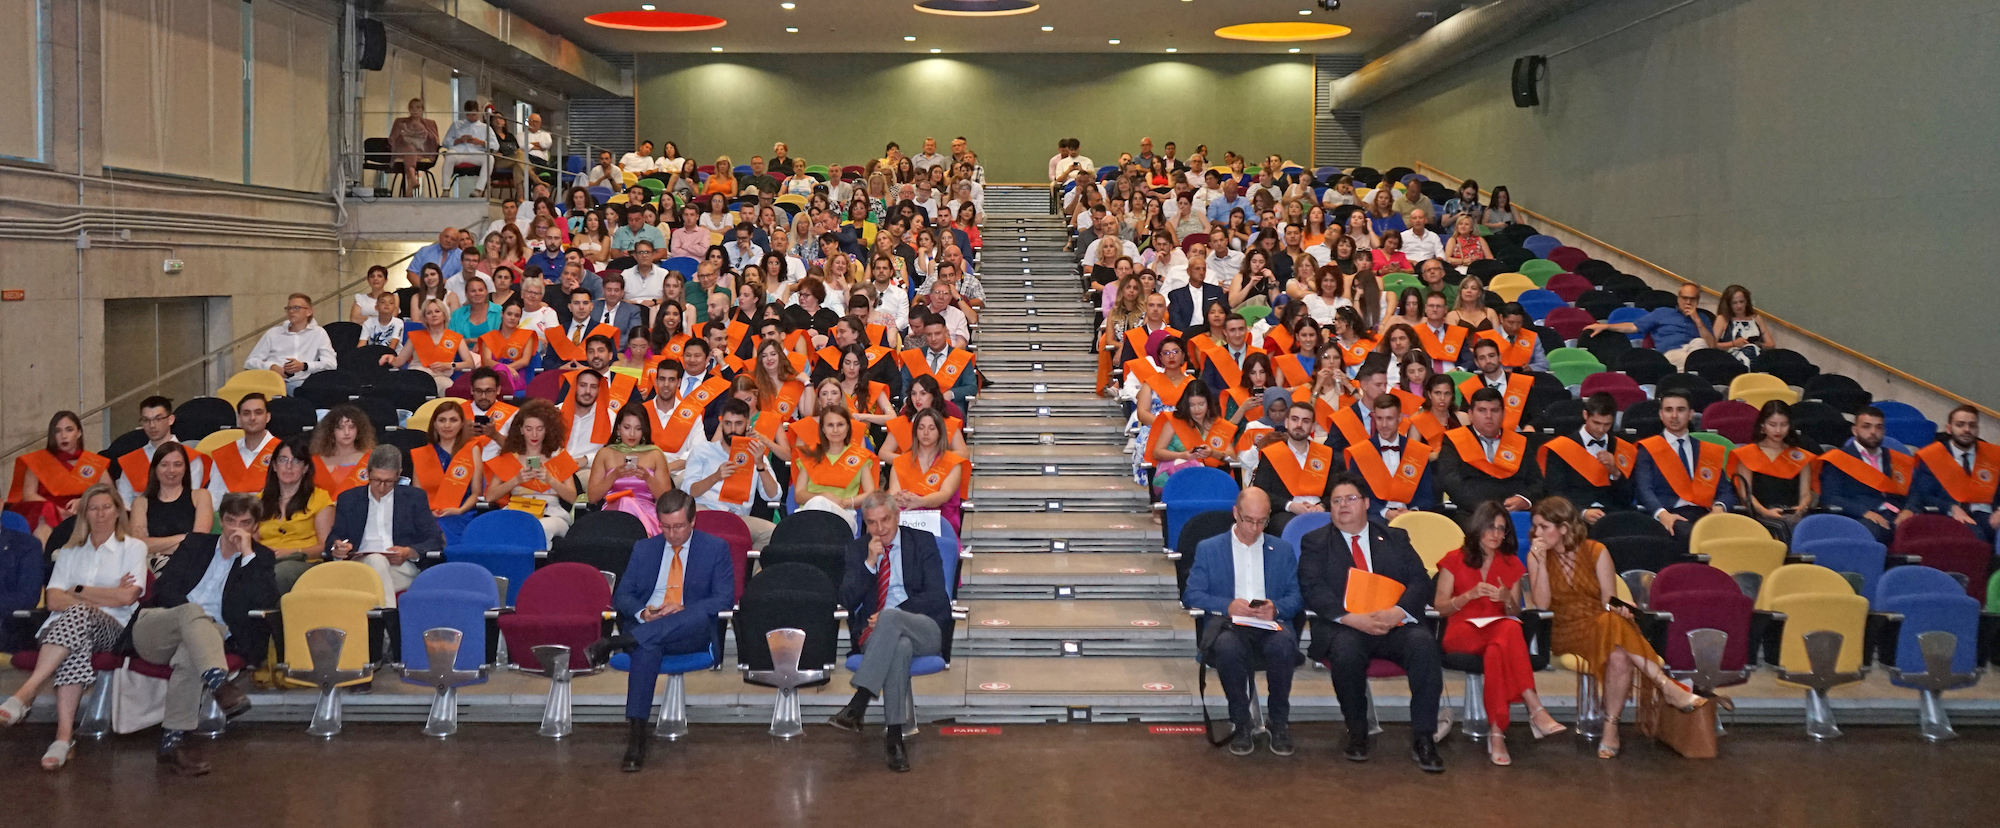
[1349,534,1369,573]
[857,551,893,649]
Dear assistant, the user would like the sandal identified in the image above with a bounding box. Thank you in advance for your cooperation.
[1488,732,1511,766]
[1528,709,1568,739]
[1597,729,1621,760]
[42,740,73,771]
[0,696,25,726]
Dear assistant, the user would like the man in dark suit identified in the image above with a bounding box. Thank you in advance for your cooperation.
[827,492,951,772]
[324,447,445,607]
[1909,405,2000,542]
[1817,406,1915,542]
[1632,389,1737,540]
[1298,472,1446,772]
[1167,255,1228,332]
[1182,489,1302,756]
[1537,393,1636,524]
[1345,395,1436,522]
[587,273,648,338]
[590,490,735,772]
[1437,388,1539,515]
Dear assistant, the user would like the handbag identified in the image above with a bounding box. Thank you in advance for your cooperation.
[505,498,548,518]
[1637,680,1728,759]
[111,663,169,734]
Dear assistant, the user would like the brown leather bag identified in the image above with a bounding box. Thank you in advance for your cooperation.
[1637,680,1726,759]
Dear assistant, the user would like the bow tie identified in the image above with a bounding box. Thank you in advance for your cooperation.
[1587,439,1606,449]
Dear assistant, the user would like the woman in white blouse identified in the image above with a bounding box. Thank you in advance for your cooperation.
[0,483,149,769]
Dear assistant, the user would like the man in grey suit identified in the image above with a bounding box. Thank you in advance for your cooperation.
[1182,489,1302,756]
[587,273,647,341]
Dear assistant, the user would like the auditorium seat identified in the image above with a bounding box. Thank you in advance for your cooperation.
[734,563,841,720]
[350,396,401,435]
[693,511,754,601]
[1609,348,1671,387]
[1536,398,1585,437]
[276,561,383,688]
[1518,259,1563,286]
[1634,289,1679,312]
[1700,400,1759,444]
[1897,537,1991,600]
[1580,372,1645,411]
[1787,401,1851,449]
[1875,566,1981,688]
[1466,259,1509,281]
[1728,373,1799,408]
[217,369,288,405]
[1174,510,1235,594]
[1161,467,1238,551]
[1801,374,1872,415]
[1544,306,1595,342]
[1792,534,1890,602]
[405,397,469,432]
[1603,274,1649,304]
[1549,358,1604,389]
[1604,535,1686,574]
[1650,563,1753,678]
[764,510,852,587]
[499,562,613,672]
[1618,398,1665,438]
[1655,373,1724,411]
[1604,307,1649,342]
[1545,246,1588,272]
[1516,290,1565,323]
[1387,511,1461,574]
[1543,273,1593,304]
[266,396,319,438]
[1487,272,1536,302]
[523,370,567,403]
[1884,415,1937,449]
[1279,512,1330,554]
[1577,329,1634,366]
[1521,235,1561,259]
[1575,290,1623,321]
[170,397,237,443]
[1750,349,1820,387]
[397,562,500,676]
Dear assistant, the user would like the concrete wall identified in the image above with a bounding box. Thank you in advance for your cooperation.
[1361,0,2000,408]
[635,54,1315,183]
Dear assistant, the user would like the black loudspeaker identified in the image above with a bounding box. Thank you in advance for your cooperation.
[357,18,387,72]
[1511,56,1546,107]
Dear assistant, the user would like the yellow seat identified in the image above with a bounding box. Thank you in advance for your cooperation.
[622,171,639,187]
[1488,273,1536,302]
[1700,537,1788,580]
[1727,373,1798,408]
[216,369,287,405]
[194,428,245,456]
[1388,511,1463,575]
[404,397,468,433]
[775,193,809,210]
[608,193,629,205]
[279,561,383,688]
[1687,512,1767,549]
[1755,563,1856,611]
[1770,592,1870,686]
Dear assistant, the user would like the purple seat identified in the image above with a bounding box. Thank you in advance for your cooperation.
[1579,372,1645,411]
[1700,400,1759,445]
[1547,246,1589,271]
[693,511,753,603]
[498,562,612,671]
[1649,563,1753,675]
[1544,307,1595,342]
[1545,273,1593,304]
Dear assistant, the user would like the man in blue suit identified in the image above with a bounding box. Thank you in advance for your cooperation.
[1818,407,1915,542]
[1182,488,1302,757]
[826,492,951,773]
[1344,395,1437,522]
[1631,390,1737,540]
[323,447,444,607]
[588,490,735,772]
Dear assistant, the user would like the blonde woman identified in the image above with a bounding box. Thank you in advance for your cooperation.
[702,155,737,198]
[1447,275,1500,332]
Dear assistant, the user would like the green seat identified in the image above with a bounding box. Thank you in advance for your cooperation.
[1519,260,1563,285]
[1382,274,1422,293]
[1476,224,1493,237]
[1446,371,1474,404]
[1238,304,1274,326]
[1547,347,1600,366]
[1550,362,1605,388]
[1691,431,1737,451]
[1245,165,1262,175]
[636,178,665,195]
[1986,571,2000,613]
[806,165,830,181]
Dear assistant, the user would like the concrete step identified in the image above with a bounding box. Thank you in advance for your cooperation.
[971,392,1122,418]
[965,510,1158,553]
[969,444,1133,476]
[968,475,1149,514]
[959,599,1195,657]
[960,552,1174,599]
[979,373,1101,394]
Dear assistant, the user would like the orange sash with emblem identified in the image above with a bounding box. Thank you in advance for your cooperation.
[1260,325,1293,357]
[211,438,276,493]
[117,446,210,492]
[1478,329,1539,369]
[1729,443,1817,482]
[658,333,691,364]
[1445,428,1527,479]
[409,327,465,367]
[1259,441,1335,499]
[1337,336,1381,368]
[1147,416,1239,466]
[1409,410,1450,446]
[893,450,968,499]
[643,398,706,453]
[1539,435,1637,487]
[547,322,621,363]
[1272,354,1313,389]
[1915,442,2000,505]
[1123,325,1179,361]
[1346,442,1430,505]
[478,328,539,365]
[1639,436,1729,506]
[1820,446,1915,497]
[1389,388,1424,415]
[8,450,111,503]
[796,443,877,490]
[473,401,519,436]
[1414,324,1468,364]
[483,451,580,501]
[1457,373,1533,432]
[766,380,806,421]
[1326,405,1373,449]
[313,456,367,498]
[899,347,975,387]
[718,437,759,505]
[412,443,481,512]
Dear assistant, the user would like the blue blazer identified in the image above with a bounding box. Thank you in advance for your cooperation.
[1818,442,1906,517]
[1907,446,1999,514]
[1343,438,1438,520]
[1182,531,1302,631]
[1632,444,1738,516]
[613,531,735,630]
[323,485,445,558]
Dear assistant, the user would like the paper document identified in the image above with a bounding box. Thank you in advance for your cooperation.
[899,509,943,537]
[1231,616,1282,631]
[1465,616,1513,628]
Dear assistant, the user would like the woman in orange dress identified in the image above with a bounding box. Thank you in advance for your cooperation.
[1435,501,1566,765]
[1526,496,1705,759]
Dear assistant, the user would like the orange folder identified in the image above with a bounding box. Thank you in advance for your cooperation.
[1345,569,1405,614]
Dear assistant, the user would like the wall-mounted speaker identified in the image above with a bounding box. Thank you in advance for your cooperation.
[1512,56,1546,107]
[357,18,387,72]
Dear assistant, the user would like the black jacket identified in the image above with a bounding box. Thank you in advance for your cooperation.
[154,535,281,666]
[839,527,951,651]
[1296,521,1434,663]
[1436,431,1541,509]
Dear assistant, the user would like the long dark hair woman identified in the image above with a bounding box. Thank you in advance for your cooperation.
[1434,500,1565,765]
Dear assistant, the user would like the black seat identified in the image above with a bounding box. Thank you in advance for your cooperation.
[1174,509,1235,594]
[1682,349,1745,387]
[764,510,853,587]
[347,396,400,436]
[1604,535,1686,573]
[1603,274,1649,303]
[733,563,840,683]
[337,345,397,374]
[1750,349,1819,387]
[1788,400,1851,450]
[1578,329,1633,365]
[1633,289,1679,311]
[1381,166,1415,187]
[545,532,640,578]
[375,427,432,473]
[1348,167,1381,188]
[266,396,320,438]
[373,370,441,412]
[1574,260,1618,283]
[1521,372,1569,427]
[1498,223,1538,244]
[1497,248,1535,272]
[1613,348,1674,386]
[323,321,361,354]
[1466,259,1508,280]
[1620,399,1664,439]
[170,397,236,443]
[571,510,650,544]
[297,368,367,408]
[1801,373,1872,415]
[1654,372,1723,411]
[1538,398,1585,437]
[1591,509,1671,541]
[1575,291,1623,321]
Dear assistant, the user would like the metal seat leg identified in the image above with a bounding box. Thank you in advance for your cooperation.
[1246,672,1266,737]
[1778,631,1864,741]
[1459,674,1490,741]
[75,669,116,740]
[1363,683,1382,736]
[1892,631,1979,743]
[1674,628,1749,736]
[1575,671,1604,739]
[654,672,690,740]
[194,689,227,738]
[532,645,575,738]
[745,629,825,740]
[399,629,486,738]
[296,628,373,739]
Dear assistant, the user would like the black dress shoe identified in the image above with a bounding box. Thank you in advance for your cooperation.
[586,635,636,667]
[1411,734,1445,773]
[1228,725,1256,756]
[885,726,910,773]
[1343,729,1371,762]
[1268,724,1294,757]
[828,707,864,733]
[157,730,212,777]
[621,718,649,772]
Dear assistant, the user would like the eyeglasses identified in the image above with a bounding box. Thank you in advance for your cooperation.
[139,414,171,425]
[272,456,305,467]
[1235,515,1270,527]
[1328,495,1366,506]
[286,305,311,312]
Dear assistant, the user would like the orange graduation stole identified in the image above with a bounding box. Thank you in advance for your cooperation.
[1639,435,1730,507]
[412,443,481,512]
[1820,446,1915,497]
[312,456,368,498]
[1914,442,2000,505]
[1389,388,1424,415]
[1445,428,1527,479]
[899,347,975,387]
[1457,372,1532,432]
[1539,435,1637,487]
[768,380,807,421]
[1260,325,1293,357]
[1414,324,1468,365]
[478,327,539,365]
[718,437,759,505]
[796,442,877,491]
[547,322,621,363]
[894,450,969,499]
[1325,404,1374,450]
[483,451,579,502]
[117,446,209,492]
[1123,325,1178,361]
[642,397,705,453]
[1408,410,1451,446]
[474,401,519,436]
[1346,441,1430,505]
[210,437,276,493]
[7,450,110,504]
[409,327,465,367]
[1336,336,1381,368]
[657,333,691,363]
[1146,416,1239,466]
[1125,357,1193,408]
[1272,354,1313,389]
[788,417,823,454]
[1728,443,1817,483]
[1478,329,1540,369]
[1259,441,1334,499]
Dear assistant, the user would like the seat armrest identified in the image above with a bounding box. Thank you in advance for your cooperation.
[1518,609,1556,671]
[1634,609,1673,656]
[833,610,850,620]
[1751,609,1786,667]
[1783,553,1816,565]
[1867,611,1905,668]
[1886,554,1922,567]
[745,550,761,559]
[1186,608,1207,618]
[425,550,443,560]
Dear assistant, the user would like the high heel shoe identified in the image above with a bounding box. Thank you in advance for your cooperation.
[1487,732,1511,766]
[1527,710,1568,740]
[1596,730,1620,760]
[1644,662,1709,712]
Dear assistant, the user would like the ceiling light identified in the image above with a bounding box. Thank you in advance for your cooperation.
[781,2,795,8]
[1040,25,1053,31]
[1107,38,1120,44]
[1289,47,1301,52]
[640,4,655,9]
[585,11,728,31]
[1212,22,1351,41]
[930,48,942,52]
[913,0,1041,16]
[1299,8,1311,13]
[711,46,723,51]
[905,35,917,41]
[785,27,798,32]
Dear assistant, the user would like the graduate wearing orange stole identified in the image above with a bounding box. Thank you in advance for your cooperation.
[791,409,878,511]
[5,412,110,532]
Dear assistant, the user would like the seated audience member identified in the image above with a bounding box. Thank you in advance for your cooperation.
[1182,489,1302,756]
[1443,214,1492,271]
[1730,401,1818,532]
[360,291,407,350]
[6,411,110,542]
[394,298,477,395]
[1408,373,1463,450]
[888,409,969,537]
[1128,335,1195,455]
[130,442,214,557]
[1412,291,1469,373]
[113,396,215,505]
[1447,276,1499,332]
[440,101,496,195]
[483,400,580,543]
[1322,361,1392,457]
[1399,209,1444,263]
[143,492,274,774]
[1712,284,1776,366]
[684,400,780,550]
[259,436,334,593]
[245,293,336,392]
[1910,404,2000,542]
[588,408,675,535]
[1537,393,1636,523]
[323,447,443,608]
[825,492,952,773]
[549,288,619,370]
[559,368,612,467]
[0,484,147,771]
[1817,406,1915,542]
[386,100,441,198]
[1632,390,1737,539]
[463,368,518,446]
[1198,313,1255,394]
[1526,496,1705,760]
[1252,402,1337,535]
[411,401,483,541]
[308,405,375,499]
[1478,303,1549,373]
[1167,257,1228,333]
[213,394,279,495]
[1457,338,1533,433]
[587,491,734,773]
[1438,388,1540,513]
[1346,394,1436,521]
[1438,501,1567,765]
[1583,284,1716,368]
[590,273,647,335]
[792,406,879,518]
[879,375,968,463]
[447,277,502,341]
[1298,473,1446,773]
[899,312,977,404]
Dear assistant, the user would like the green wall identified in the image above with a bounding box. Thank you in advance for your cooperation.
[635,53,1314,184]
[1362,0,2000,407]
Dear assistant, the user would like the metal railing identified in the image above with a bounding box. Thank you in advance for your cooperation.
[351,109,625,199]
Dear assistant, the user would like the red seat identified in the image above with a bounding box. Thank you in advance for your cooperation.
[11,650,125,673]
[1547,247,1589,271]
[1894,513,1977,550]
[693,511,754,602]
[1579,372,1645,411]
[497,562,612,671]
[1649,563,1753,675]
[1897,537,1992,600]
[126,653,248,680]
[522,369,567,402]
[1545,273,1593,304]
[1544,307,1596,342]
[1700,400,1759,445]
[1366,658,1406,678]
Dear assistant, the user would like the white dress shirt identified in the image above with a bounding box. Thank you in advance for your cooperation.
[42,534,150,631]
[523,129,553,162]
[683,437,779,515]
[1229,531,1267,602]
[623,265,668,303]
[1400,227,1444,263]
[186,546,253,637]
[360,487,396,553]
[620,152,657,175]
[1338,528,1415,624]
[568,409,604,463]
[243,321,336,388]
[646,539,690,607]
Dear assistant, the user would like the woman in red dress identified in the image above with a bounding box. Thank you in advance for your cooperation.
[1435,500,1567,765]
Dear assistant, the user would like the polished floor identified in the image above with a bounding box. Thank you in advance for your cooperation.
[1,722,1989,827]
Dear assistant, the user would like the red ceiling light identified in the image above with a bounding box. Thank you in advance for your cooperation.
[584,11,727,31]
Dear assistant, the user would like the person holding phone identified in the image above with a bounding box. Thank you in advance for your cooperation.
[1435,501,1566,766]
[1181,489,1302,756]
[1730,400,1817,533]
[587,408,674,534]
[323,447,443,608]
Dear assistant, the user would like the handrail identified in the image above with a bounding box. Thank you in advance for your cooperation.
[0,247,421,464]
[1413,162,1998,419]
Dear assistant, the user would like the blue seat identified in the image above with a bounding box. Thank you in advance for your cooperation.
[587,186,613,204]
[443,545,537,605]
[1606,307,1649,343]
[1793,537,1888,602]
[1874,401,1925,421]
[397,562,498,680]
[1793,513,1872,549]
[463,509,550,551]
[1515,289,1566,324]
[1314,166,1339,183]
[611,643,719,675]
[1096,165,1118,181]
[1511,511,1534,552]
[731,164,751,177]
[564,156,586,187]
[1884,416,1936,449]
[1876,566,1982,683]
[0,511,28,535]
[662,256,700,276]
[1522,235,1562,259]
[1280,512,1331,554]
[1161,467,1239,550]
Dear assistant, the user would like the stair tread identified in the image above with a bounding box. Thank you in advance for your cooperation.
[966,511,1155,536]
[970,416,1125,430]
[971,477,1146,495]
[963,599,1194,634]
[971,444,1128,458]
[963,552,1169,578]
[974,391,1115,403]
[964,657,1192,698]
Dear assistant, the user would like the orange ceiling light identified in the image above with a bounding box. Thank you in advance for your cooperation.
[584,11,727,31]
[1212,22,1350,42]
